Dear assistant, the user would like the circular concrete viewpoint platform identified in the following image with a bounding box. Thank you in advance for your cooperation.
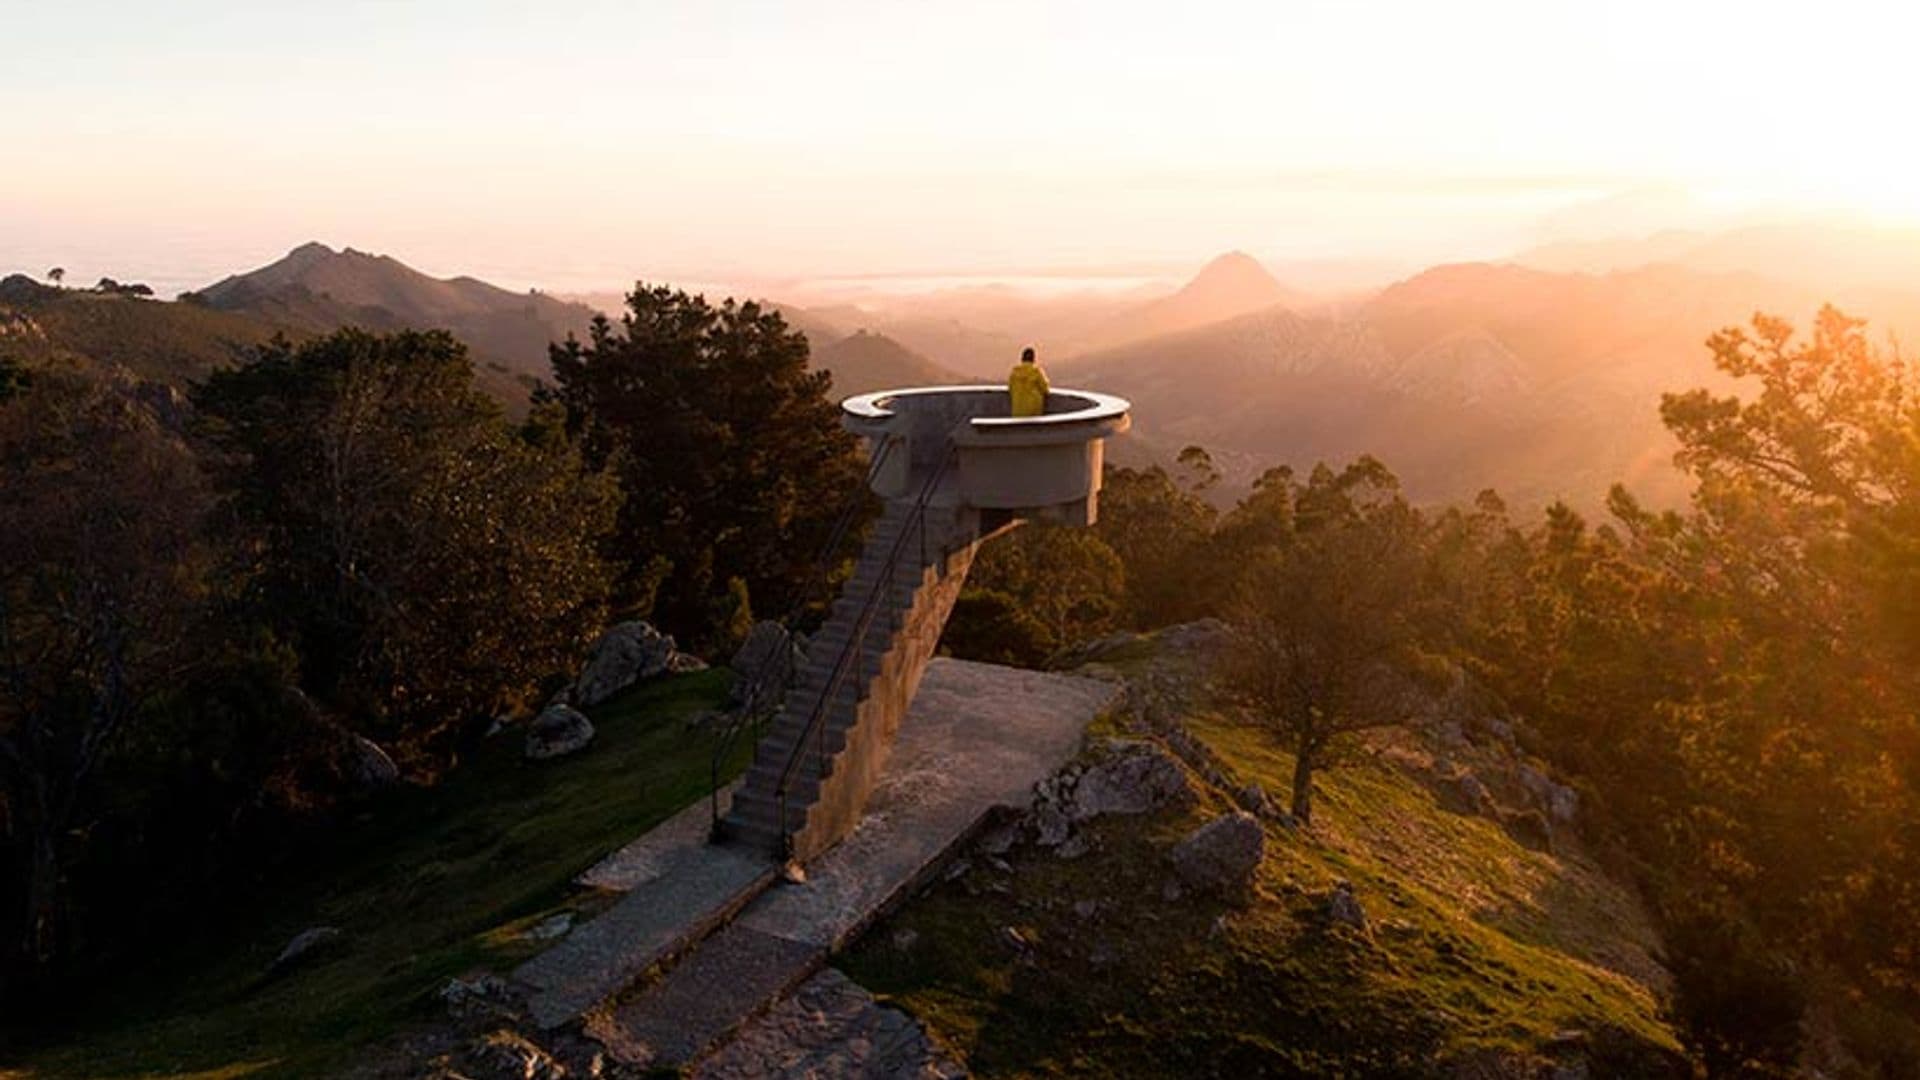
[841,385,1132,526]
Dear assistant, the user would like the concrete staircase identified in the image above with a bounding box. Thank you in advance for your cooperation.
[722,498,980,862]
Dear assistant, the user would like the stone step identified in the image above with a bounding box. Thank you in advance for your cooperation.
[790,657,884,697]
[587,924,826,1070]
[514,846,777,1030]
[775,681,863,723]
[744,756,827,793]
[751,727,849,769]
[725,792,807,837]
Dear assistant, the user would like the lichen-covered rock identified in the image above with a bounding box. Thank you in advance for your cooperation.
[525,703,594,760]
[573,620,678,707]
[1167,811,1264,898]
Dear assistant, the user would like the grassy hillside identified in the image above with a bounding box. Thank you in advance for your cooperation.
[840,633,1685,1077]
[12,622,1689,1077]
[0,285,282,386]
[0,281,537,411]
[17,671,739,1080]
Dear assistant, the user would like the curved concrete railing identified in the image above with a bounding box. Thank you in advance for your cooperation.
[842,385,1130,432]
[841,384,1132,525]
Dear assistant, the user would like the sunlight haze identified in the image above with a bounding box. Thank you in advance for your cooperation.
[7,0,1917,293]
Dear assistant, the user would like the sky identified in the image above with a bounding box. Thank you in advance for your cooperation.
[6,0,1919,295]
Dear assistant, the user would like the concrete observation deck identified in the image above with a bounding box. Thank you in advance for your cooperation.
[841,384,1132,527]
[719,384,1131,864]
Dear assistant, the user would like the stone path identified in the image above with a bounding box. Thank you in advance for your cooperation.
[578,779,742,891]
[515,805,776,1028]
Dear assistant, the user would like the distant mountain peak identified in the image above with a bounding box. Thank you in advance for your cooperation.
[193,244,600,397]
[1074,250,1294,354]
[281,240,339,267]
[1180,251,1285,301]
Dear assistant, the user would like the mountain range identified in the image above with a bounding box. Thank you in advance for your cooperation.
[12,226,1916,510]
[1064,258,1920,508]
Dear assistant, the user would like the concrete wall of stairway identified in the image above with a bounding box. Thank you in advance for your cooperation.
[788,513,983,862]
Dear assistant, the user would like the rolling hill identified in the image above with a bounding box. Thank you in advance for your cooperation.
[195,243,600,404]
[808,328,967,398]
[0,273,283,388]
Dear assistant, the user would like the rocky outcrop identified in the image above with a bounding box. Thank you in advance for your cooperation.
[1168,812,1264,898]
[525,704,594,761]
[698,968,965,1079]
[572,621,685,707]
[1321,880,1368,931]
[1024,739,1194,851]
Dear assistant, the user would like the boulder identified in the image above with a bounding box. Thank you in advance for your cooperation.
[343,733,399,789]
[1518,764,1580,824]
[440,972,517,1020]
[1061,740,1193,821]
[573,620,677,707]
[525,704,594,760]
[1167,811,1264,898]
[1322,880,1368,931]
[1436,767,1495,817]
[268,926,345,977]
[1024,740,1192,850]
[1237,781,1279,819]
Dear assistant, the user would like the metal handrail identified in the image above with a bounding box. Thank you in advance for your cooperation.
[773,444,956,859]
[708,436,897,833]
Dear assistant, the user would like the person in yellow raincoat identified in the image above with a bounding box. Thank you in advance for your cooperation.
[1008,346,1050,417]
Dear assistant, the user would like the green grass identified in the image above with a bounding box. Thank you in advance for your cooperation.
[840,704,1685,1077]
[19,670,738,1079]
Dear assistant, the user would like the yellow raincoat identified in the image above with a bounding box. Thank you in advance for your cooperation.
[1008,362,1050,417]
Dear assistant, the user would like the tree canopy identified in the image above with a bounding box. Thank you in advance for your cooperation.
[545,286,864,649]
[195,329,618,758]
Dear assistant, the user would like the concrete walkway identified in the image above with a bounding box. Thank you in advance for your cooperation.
[516,793,776,1029]
[529,657,1118,1066]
